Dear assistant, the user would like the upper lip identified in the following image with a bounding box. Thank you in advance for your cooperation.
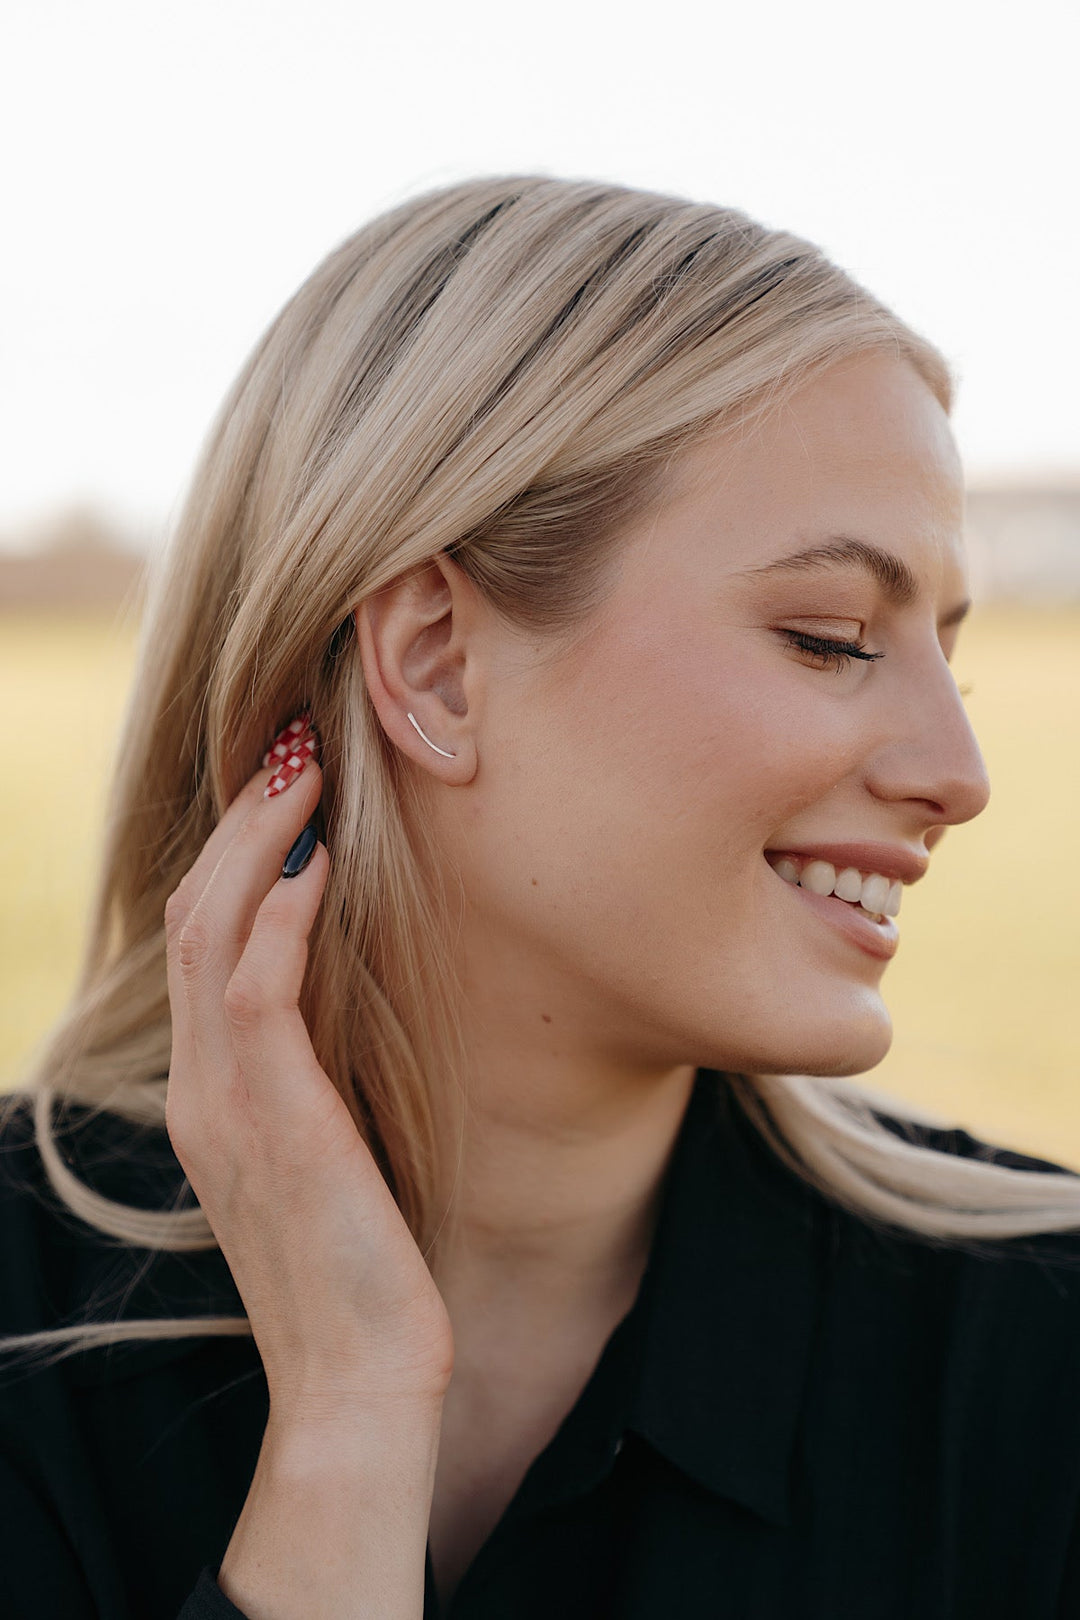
[764,842,930,886]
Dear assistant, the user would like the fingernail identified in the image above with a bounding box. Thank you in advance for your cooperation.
[262,710,313,770]
[264,738,316,798]
[282,821,319,878]
[263,712,319,799]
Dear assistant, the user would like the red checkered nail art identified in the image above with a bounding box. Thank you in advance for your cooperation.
[263,735,316,798]
[261,710,313,770]
[262,712,319,798]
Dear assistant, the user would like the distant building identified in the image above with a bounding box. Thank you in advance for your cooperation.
[964,485,1080,603]
[1,487,1079,611]
[0,507,148,612]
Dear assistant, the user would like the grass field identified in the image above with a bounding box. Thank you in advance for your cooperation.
[1,604,1077,1165]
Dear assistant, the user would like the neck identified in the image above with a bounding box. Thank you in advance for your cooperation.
[429,1056,698,1327]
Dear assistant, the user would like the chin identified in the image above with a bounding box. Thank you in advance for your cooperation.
[748,1003,893,1079]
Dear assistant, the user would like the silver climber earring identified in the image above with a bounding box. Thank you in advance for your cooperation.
[406,712,456,758]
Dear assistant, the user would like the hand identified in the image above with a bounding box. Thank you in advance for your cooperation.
[162,718,455,1428]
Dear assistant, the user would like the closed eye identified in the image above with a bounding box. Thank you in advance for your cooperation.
[781,630,885,673]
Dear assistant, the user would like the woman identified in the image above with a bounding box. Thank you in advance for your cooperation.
[2,175,1079,1619]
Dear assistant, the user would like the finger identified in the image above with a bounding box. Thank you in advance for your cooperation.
[164,764,276,1088]
[220,839,338,1123]
[166,714,317,929]
[166,755,324,1094]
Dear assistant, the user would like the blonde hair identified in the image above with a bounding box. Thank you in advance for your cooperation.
[4,173,1078,1374]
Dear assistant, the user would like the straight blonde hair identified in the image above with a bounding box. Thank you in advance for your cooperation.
[3,174,1078,1375]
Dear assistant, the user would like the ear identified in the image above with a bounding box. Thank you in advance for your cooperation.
[355,552,479,782]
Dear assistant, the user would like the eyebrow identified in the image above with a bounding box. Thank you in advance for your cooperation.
[735,537,972,629]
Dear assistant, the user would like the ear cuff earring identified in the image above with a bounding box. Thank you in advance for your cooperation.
[407,712,457,758]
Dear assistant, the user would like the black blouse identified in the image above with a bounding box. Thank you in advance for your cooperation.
[3,1068,1080,1618]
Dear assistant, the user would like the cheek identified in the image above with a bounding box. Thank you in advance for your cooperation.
[611,640,859,844]
[479,628,864,942]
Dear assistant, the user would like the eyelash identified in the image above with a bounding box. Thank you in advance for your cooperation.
[782,630,886,672]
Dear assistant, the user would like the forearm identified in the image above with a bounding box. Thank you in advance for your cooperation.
[216,1404,443,1620]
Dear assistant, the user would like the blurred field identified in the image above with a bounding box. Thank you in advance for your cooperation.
[1,605,1078,1164]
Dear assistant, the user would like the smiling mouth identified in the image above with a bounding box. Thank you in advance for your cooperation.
[763,853,900,960]
[763,851,903,922]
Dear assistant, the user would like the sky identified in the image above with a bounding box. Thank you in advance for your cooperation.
[2,0,1077,550]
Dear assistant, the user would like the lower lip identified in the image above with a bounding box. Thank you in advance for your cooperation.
[768,865,899,961]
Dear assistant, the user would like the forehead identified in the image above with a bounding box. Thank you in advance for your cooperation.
[650,352,968,594]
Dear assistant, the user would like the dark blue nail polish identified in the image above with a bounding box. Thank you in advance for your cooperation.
[281,821,318,878]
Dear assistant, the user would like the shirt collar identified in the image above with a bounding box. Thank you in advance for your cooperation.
[621,1068,822,1529]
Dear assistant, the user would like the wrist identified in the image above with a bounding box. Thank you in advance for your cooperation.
[265,1395,444,1477]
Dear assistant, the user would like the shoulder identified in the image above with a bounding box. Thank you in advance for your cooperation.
[871,1106,1080,1255]
[0,1088,190,1204]
[869,1104,1080,1181]
[859,1106,1080,1333]
[0,1091,243,1387]
[0,1088,192,1260]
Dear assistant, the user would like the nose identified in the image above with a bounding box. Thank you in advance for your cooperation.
[865,644,991,828]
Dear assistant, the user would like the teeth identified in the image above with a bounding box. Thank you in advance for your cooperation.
[860,874,891,914]
[769,856,904,918]
[801,860,837,896]
[833,866,864,903]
